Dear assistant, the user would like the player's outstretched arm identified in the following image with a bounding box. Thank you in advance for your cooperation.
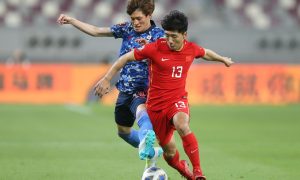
[57,14,113,37]
[203,49,234,67]
[94,51,136,97]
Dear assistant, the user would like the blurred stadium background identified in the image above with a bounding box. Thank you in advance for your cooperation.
[0,0,300,62]
[0,0,300,180]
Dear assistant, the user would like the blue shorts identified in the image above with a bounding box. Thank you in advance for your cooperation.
[114,91,147,127]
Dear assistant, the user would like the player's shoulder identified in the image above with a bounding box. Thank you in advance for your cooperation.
[186,41,201,48]
[149,20,164,32]
[151,27,164,37]
[156,38,166,43]
[149,26,164,41]
[117,21,131,27]
[135,39,163,53]
[185,41,205,52]
[155,38,167,45]
[184,41,206,57]
[143,38,165,47]
[111,21,130,29]
[153,38,169,50]
[152,26,164,33]
[112,22,134,34]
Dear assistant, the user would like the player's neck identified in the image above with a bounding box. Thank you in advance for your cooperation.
[174,40,186,51]
[144,22,151,31]
[176,45,184,51]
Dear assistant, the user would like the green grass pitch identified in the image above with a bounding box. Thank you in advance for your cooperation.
[0,104,299,180]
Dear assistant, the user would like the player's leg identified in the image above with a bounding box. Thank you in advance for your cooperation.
[136,104,157,159]
[115,92,139,148]
[150,107,193,180]
[135,104,163,168]
[131,91,153,142]
[117,125,139,148]
[136,104,153,142]
[162,136,193,180]
[173,112,205,180]
[130,92,162,160]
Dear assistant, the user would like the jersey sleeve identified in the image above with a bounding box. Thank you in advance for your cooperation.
[195,44,206,58]
[110,22,130,39]
[133,42,155,61]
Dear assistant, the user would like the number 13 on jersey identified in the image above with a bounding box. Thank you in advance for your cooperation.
[175,101,186,109]
[172,66,183,78]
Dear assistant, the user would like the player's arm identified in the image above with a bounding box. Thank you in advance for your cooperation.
[57,14,113,37]
[94,51,136,97]
[202,49,234,67]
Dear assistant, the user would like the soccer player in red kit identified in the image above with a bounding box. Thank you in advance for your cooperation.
[94,10,233,180]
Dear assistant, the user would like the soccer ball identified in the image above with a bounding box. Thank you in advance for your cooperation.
[141,167,168,180]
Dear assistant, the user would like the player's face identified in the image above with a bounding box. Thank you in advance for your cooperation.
[130,10,152,33]
[165,31,187,51]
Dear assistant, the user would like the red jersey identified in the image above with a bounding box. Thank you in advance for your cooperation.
[134,38,205,111]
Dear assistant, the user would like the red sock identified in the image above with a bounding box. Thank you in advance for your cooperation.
[181,132,202,172]
[163,150,180,169]
[164,150,193,178]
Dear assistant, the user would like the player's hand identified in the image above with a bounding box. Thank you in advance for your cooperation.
[57,14,74,25]
[94,77,111,98]
[136,38,148,46]
[223,57,234,67]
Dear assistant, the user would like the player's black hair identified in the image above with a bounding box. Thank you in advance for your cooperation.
[161,10,188,33]
[127,0,155,16]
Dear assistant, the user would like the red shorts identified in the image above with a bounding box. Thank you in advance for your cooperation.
[147,99,190,146]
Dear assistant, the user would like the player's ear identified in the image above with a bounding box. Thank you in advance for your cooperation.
[183,32,187,39]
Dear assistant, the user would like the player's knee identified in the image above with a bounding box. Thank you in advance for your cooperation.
[136,110,153,129]
[163,148,176,159]
[176,123,191,136]
[136,108,148,121]
[162,142,177,158]
[173,112,191,136]
[117,125,131,134]
[136,104,146,118]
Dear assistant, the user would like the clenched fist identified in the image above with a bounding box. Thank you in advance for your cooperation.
[57,14,75,25]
